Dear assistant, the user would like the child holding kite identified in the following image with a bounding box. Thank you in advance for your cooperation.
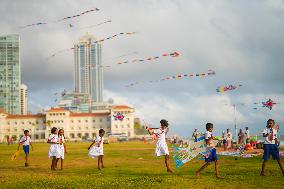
[196,123,222,178]
[147,119,173,173]
[56,129,67,170]
[260,119,284,176]
[18,130,33,167]
[88,129,105,170]
[47,127,59,170]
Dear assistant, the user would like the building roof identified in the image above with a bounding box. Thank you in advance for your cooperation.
[112,105,133,109]
[47,108,70,112]
[0,108,7,114]
[70,113,110,117]
[6,114,45,119]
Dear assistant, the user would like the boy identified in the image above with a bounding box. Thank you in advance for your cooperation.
[260,119,284,176]
[196,123,222,178]
[245,127,250,144]
[18,130,33,167]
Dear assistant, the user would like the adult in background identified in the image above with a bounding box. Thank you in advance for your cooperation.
[192,129,198,142]
[238,129,245,145]
[226,129,232,150]
[245,127,250,144]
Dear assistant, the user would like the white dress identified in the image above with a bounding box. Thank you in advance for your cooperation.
[57,135,65,159]
[48,134,59,158]
[88,136,104,158]
[154,128,169,156]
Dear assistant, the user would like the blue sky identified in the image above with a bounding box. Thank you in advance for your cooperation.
[1,0,284,137]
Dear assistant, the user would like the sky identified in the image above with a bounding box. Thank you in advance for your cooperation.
[1,0,284,137]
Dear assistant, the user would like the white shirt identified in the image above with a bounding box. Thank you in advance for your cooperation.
[19,135,31,146]
[154,128,167,144]
[262,128,278,144]
[48,134,58,143]
[227,132,232,140]
[205,131,214,147]
[245,130,250,138]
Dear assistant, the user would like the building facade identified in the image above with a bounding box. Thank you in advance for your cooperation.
[74,33,103,103]
[20,84,28,115]
[57,92,91,113]
[0,105,135,142]
[0,35,21,114]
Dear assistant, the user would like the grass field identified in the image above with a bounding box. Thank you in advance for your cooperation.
[0,142,283,189]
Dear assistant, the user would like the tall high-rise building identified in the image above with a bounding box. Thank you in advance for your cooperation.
[0,35,21,114]
[20,84,28,115]
[74,33,103,102]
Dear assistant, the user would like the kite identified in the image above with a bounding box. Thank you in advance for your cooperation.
[57,8,100,22]
[216,84,242,93]
[262,98,277,110]
[126,70,216,87]
[20,22,47,29]
[113,112,125,121]
[11,150,20,161]
[117,51,180,65]
[47,32,136,59]
[20,8,99,29]
[172,135,216,168]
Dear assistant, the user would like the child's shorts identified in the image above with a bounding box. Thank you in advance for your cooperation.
[263,144,279,161]
[205,148,218,163]
[23,145,29,154]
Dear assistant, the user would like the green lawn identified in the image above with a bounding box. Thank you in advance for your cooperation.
[0,142,283,189]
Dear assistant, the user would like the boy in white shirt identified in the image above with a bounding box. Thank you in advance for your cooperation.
[18,130,33,167]
[196,123,223,178]
[260,119,284,176]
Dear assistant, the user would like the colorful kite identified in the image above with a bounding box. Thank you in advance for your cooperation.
[126,70,216,87]
[47,32,136,59]
[262,98,277,110]
[77,20,112,30]
[216,84,242,93]
[20,8,99,29]
[172,135,216,168]
[20,22,47,29]
[113,112,125,121]
[57,8,100,22]
[117,51,180,65]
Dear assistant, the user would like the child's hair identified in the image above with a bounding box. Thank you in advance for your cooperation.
[58,129,64,136]
[206,123,213,130]
[267,119,275,127]
[24,130,29,134]
[51,127,57,134]
[99,129,105,134]
[245,127,248,130]
[160,119,169,127]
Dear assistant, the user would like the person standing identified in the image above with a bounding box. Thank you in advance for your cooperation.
[245,127,250,144]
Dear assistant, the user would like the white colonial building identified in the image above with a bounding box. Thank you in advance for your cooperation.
[0,105,135,142]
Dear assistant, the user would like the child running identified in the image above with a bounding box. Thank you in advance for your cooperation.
[56,129,67,170]
[47,127,59,170]
[147,119,173,173]
[18,130,33,167]
[196,123,222,178]
[88,129,105,170]
[260,119,284,176]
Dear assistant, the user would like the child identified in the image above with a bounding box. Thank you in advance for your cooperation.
[47,127,59,170]
[238,129,244,145]
[56,129,67,170]
[88,129,105,170]
[147,119,173,173]
[260,119,284,176]
[196,123,222,178]
[18,130,33,167]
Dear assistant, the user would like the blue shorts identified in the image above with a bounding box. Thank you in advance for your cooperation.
[205,148,218,163]
[263,144,279,161]
[23,145,29,154]
[223,139,226,145]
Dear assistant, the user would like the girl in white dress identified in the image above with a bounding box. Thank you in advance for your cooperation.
[56,129,67,170]
[47,127,59,170]
[147,119,173,173]
[88,129,105,170]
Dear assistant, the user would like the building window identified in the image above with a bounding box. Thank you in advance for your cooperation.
[128,132,131,137]
[92,119,95,122]
[115,125,118,128]
[121,125,124,128]
[14,128,17,132]
[41,133,45,139]
[78,127,81,130]
[71,120,74,123]
[35,135,39,139]
[85,120,88,123]
[99,118,102,122]
[127,124,130,128]
[36,121,39,124]
[70,133,75,138]
[77,133,82,138]
[78,120,81,123]
[86,127,88,130]
[92,133,96,137]
[21,122,24,125]
[14,122,17,125]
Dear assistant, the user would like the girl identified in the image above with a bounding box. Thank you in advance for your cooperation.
[47,127,59,170]
[88,129,105,170]
[147,119,173,173]
[56,129,67,170]
[226,129,232,150]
